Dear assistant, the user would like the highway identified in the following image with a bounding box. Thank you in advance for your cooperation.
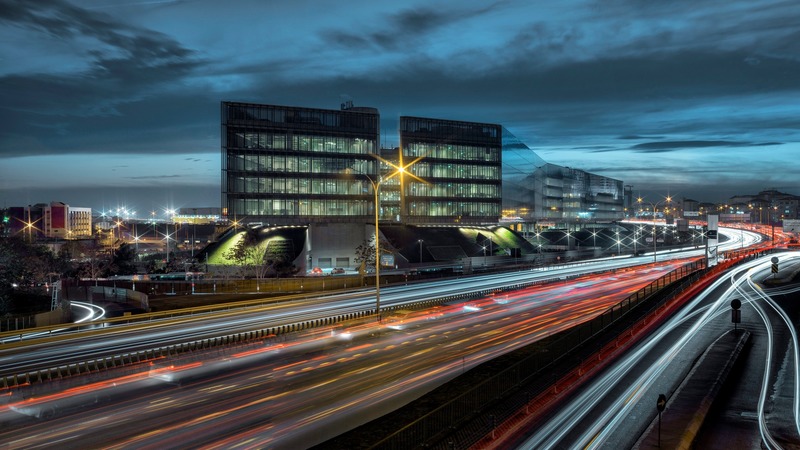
[1,262,692,449]
[0,227,765,448]
[516,252,800,449]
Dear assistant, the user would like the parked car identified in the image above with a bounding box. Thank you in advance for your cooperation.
[331,267,346,275]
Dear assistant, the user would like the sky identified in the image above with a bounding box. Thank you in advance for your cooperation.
[2,0,800,215]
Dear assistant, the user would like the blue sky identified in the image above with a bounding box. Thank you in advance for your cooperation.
[2,0,800,213]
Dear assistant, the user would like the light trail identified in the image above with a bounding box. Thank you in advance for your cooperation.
[741,255,800,444]
[519,256,770,449]
[0,262,686,448]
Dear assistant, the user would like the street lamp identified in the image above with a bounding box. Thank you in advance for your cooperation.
[637,196,672,262]
[349,155,423,321]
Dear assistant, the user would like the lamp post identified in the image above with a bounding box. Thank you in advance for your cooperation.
[637,196,672,263]
[348,156,421,322]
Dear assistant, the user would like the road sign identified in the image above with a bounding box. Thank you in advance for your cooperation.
[657,393,667,447]
[731,299,741,310]
[771,256,779,264]
[657,394,667,412]
[772,263,779,273]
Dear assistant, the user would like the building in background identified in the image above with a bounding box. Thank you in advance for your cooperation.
[68,207,93,238]
[5,202,92,240]
[500,128,625,232]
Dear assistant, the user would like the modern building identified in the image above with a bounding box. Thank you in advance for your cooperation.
[220,100,627,271]
[500,128,625,231]
[221,101,380,225]
[68,207,93,238]
[221,101,385,271]
[398,116,503,225]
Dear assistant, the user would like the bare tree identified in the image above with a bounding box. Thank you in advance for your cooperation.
[354,236,395,273]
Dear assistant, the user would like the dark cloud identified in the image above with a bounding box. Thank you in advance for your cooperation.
[0,0,205,156]
[630,140,782,152]
[618,135,664,140]
[320,2,499,51]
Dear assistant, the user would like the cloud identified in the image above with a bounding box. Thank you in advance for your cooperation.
[124,174,184,180]
[319,2,499,51]
[630,140,782,152]
[0,0,206,156]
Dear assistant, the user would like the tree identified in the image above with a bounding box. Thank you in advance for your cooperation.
[223,228,267,279]
[354,236,395,273]
[74,240,111,280]
[0,237,66,315]
[109,242,138,275]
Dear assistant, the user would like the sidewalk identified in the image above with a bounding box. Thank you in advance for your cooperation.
[634,329,751,450]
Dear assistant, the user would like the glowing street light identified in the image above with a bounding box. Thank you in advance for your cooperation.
[348,154,424,321]
[637,195,672,262]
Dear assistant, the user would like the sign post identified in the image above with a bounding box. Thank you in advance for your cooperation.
[657,393,667,448]
[707,215,719,267]
[731,299,741,332]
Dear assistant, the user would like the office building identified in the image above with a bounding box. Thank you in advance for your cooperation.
[398,116,503,225]
[221,101,380,225]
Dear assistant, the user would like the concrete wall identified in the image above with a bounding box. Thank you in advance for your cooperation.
[303,222,370,271]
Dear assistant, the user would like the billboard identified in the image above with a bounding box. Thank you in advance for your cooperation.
[783,219,800,233]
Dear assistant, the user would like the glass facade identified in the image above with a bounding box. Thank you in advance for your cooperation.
[222,102,379,224]
[399,117,503,224]
[501,127,624,224]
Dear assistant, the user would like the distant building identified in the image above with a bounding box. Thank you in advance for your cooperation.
[174,207,222,224]
[5,202,92,240]
[726,189,800,224]
[68,207,93,238]
[500,128,624,231]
